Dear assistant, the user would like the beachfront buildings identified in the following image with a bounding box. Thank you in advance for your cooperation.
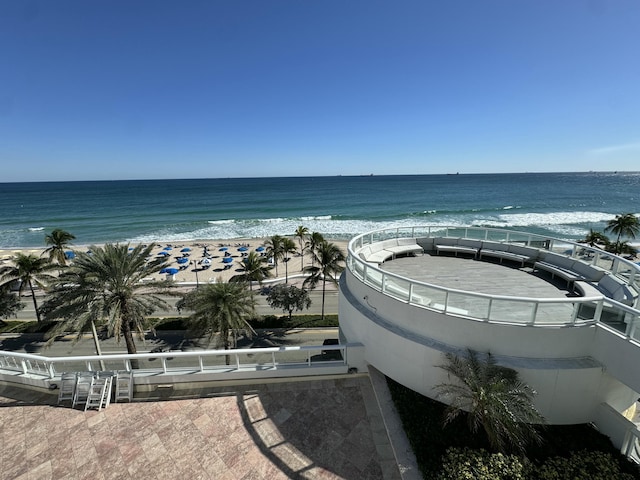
[337,226,640,455]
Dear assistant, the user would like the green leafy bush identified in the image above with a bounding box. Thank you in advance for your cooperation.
[438,447,529,480]
[536,450,635,480]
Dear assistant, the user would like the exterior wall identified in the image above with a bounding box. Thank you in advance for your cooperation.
[339,269,639,425]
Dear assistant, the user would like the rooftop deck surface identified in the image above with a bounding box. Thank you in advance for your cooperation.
[0,376,401,480]
[381,254,569,298]
[381,254,576,324]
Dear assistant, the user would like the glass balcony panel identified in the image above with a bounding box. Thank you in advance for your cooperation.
[443,292,474,317]
[383,276,410,302]
[487,299,537,324]
[533,302,577,325]
[364,268,384,290]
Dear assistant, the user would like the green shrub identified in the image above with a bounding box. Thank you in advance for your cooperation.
[536,450,635,480]
[438,447,529,480]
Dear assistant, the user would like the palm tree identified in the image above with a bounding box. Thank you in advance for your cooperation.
[581,229,610,249]
[177,280,256,364]
[605,213,640,255]
[434,349,545,454]
[305,231,325,267]
[294,225,309,269]
[0,253,56,322]
[265,235,285,277]
[0,284,24,320]
[230,251,272,290]
[43,229,76,266]
[41,243,173,367]
[303,240,345,320]
[281,237,297,283]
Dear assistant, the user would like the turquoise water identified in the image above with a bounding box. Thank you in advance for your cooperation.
[1,172,639,248]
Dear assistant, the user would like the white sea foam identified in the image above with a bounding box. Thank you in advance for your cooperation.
[28,227,45,232]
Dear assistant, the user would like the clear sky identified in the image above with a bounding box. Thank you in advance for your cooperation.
[1,1,639,182]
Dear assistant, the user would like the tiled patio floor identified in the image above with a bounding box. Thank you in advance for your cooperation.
[0,376,401,480]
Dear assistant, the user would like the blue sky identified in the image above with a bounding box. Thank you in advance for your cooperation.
[1,1,639,182]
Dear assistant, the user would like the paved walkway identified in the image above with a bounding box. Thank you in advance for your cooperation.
[0,376,401,480]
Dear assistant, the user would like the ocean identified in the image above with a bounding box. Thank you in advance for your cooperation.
[1,172,639,249]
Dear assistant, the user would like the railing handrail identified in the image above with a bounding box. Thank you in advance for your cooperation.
[346,226,640,329]
[0,344,347,364]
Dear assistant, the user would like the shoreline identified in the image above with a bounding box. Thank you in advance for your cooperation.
[0,237,350,286]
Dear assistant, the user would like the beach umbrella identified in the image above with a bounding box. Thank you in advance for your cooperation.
[201,258,211,266]
[165,268,179,275]
[180,247,191,252]
[159,267,169,274]
[238,246,248,252]
[256,246,265,252]
[176,257,189,264]
[163,246,173,251]
[64,250,76,260]
[219,247,228,252]
[222,257,233,264]
[157,251,170,256]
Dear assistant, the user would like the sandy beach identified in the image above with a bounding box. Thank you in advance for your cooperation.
[0,237,350,288]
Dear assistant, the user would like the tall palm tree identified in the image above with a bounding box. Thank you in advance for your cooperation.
[605,213,640,255]
[0,284,24,320]
[265,235,285,277]
[230,251,272,290]
[43,228,76,266]
[294,225,309,269]
[434,349,545,454]
[305,231,325,267]
[0,253,56,322]
[177,280,256,364]
[303,240,345,319]
[41,243,173,366]
[281,237,297,283]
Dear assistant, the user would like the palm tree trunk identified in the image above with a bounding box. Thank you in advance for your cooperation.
[285,258,289,283]
[122,320,140,369]
[28,280,42,323]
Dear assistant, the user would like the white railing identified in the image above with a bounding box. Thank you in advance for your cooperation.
[347,226,640,338]
[0,344,350,380]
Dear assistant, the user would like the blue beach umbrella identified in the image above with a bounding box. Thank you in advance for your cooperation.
[256,246,265,252]
[238,246,248,252]
[159,267,169,274]
[180,247,191,252]
[222,257,233,264]
[163,246,173,251]
[157,251,170,256]
[165,268,179,275]
[219,247,228,252]
[64,250,76,260]
[176,257,189,264]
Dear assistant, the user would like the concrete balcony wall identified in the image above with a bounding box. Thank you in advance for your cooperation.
[340,271,638,424]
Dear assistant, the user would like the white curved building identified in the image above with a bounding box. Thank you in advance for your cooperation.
[338,226,640,453]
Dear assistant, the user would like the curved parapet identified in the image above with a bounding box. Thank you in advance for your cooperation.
[338,226,640,426]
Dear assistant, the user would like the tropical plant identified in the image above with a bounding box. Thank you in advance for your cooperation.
[303,240,345,320]
[41,243,173,366]
[177,280,256,364]
[265,235,285,277]
[266,284,311,320]
[281,237,297,283]
[0,253,57,322]
[581,229,610,249]
[305,231,325,267]
[294,225,309,269]
[43,228,76,266]
[0,284,24,320]
[605,213,640,255]
[434,349,545,454]
[437,447,529,480]
[230,251,272,290]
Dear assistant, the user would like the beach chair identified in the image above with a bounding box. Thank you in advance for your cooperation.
[57,372,77,405]
[85,376,112,411]
[72,372,94,408]
[114,370,134,403]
